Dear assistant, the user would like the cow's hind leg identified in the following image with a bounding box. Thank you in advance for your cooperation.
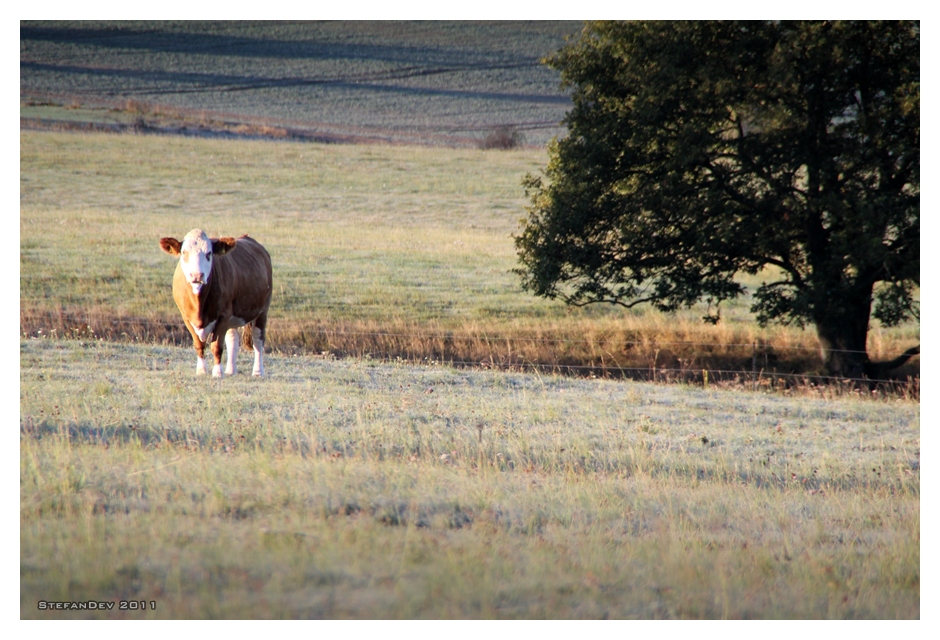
[224,328,240,376]
[250,314,267,377]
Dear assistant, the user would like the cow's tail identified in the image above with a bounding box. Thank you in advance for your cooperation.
[242,323,254,351]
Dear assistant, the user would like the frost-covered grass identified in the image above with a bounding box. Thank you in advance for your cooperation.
[20,339,919,618]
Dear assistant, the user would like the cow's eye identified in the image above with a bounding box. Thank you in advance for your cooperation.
[206,253,212,261]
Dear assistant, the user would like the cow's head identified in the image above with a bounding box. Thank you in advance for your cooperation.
[160,229,236,295]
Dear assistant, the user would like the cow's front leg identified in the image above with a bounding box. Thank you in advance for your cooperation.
[224,327,240,376]
[210,336,225,378]
[187,322,209,375]
[196,347,209,375]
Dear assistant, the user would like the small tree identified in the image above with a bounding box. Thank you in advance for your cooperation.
[515,21,919,378]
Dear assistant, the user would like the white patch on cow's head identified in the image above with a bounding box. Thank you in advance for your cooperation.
[179,229,215,295]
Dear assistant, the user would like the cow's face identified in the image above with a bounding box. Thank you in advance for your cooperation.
[160,229,236,296]
[178,229,213,295]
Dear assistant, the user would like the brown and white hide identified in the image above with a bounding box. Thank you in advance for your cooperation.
[160,229,272,377]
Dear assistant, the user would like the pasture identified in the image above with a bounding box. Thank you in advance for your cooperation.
[18,130,919,379]
[19,126,921,619]
[20,338,920,618]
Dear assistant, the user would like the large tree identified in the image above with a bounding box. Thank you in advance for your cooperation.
[515,21,919,379]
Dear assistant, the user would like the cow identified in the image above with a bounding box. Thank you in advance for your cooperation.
[160,229,272,378]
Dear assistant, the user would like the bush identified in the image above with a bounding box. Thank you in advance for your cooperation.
[478,125,524,150]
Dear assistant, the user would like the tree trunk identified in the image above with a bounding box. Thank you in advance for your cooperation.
[813,290,873,379]
[815,323,870,379]
[814,291,919,381]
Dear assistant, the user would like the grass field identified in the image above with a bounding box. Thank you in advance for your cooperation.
[18,130,919,383]
[20,21,578,148]
[20,338,920,619]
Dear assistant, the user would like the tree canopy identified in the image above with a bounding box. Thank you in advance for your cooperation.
[515,21,919,378]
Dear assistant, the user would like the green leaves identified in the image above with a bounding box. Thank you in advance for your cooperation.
[873,280,919,327]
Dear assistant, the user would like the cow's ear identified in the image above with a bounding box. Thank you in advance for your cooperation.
[213,237,237,255]
[160,238,182,256]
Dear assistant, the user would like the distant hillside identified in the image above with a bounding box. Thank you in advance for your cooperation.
[20,20,581,147]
